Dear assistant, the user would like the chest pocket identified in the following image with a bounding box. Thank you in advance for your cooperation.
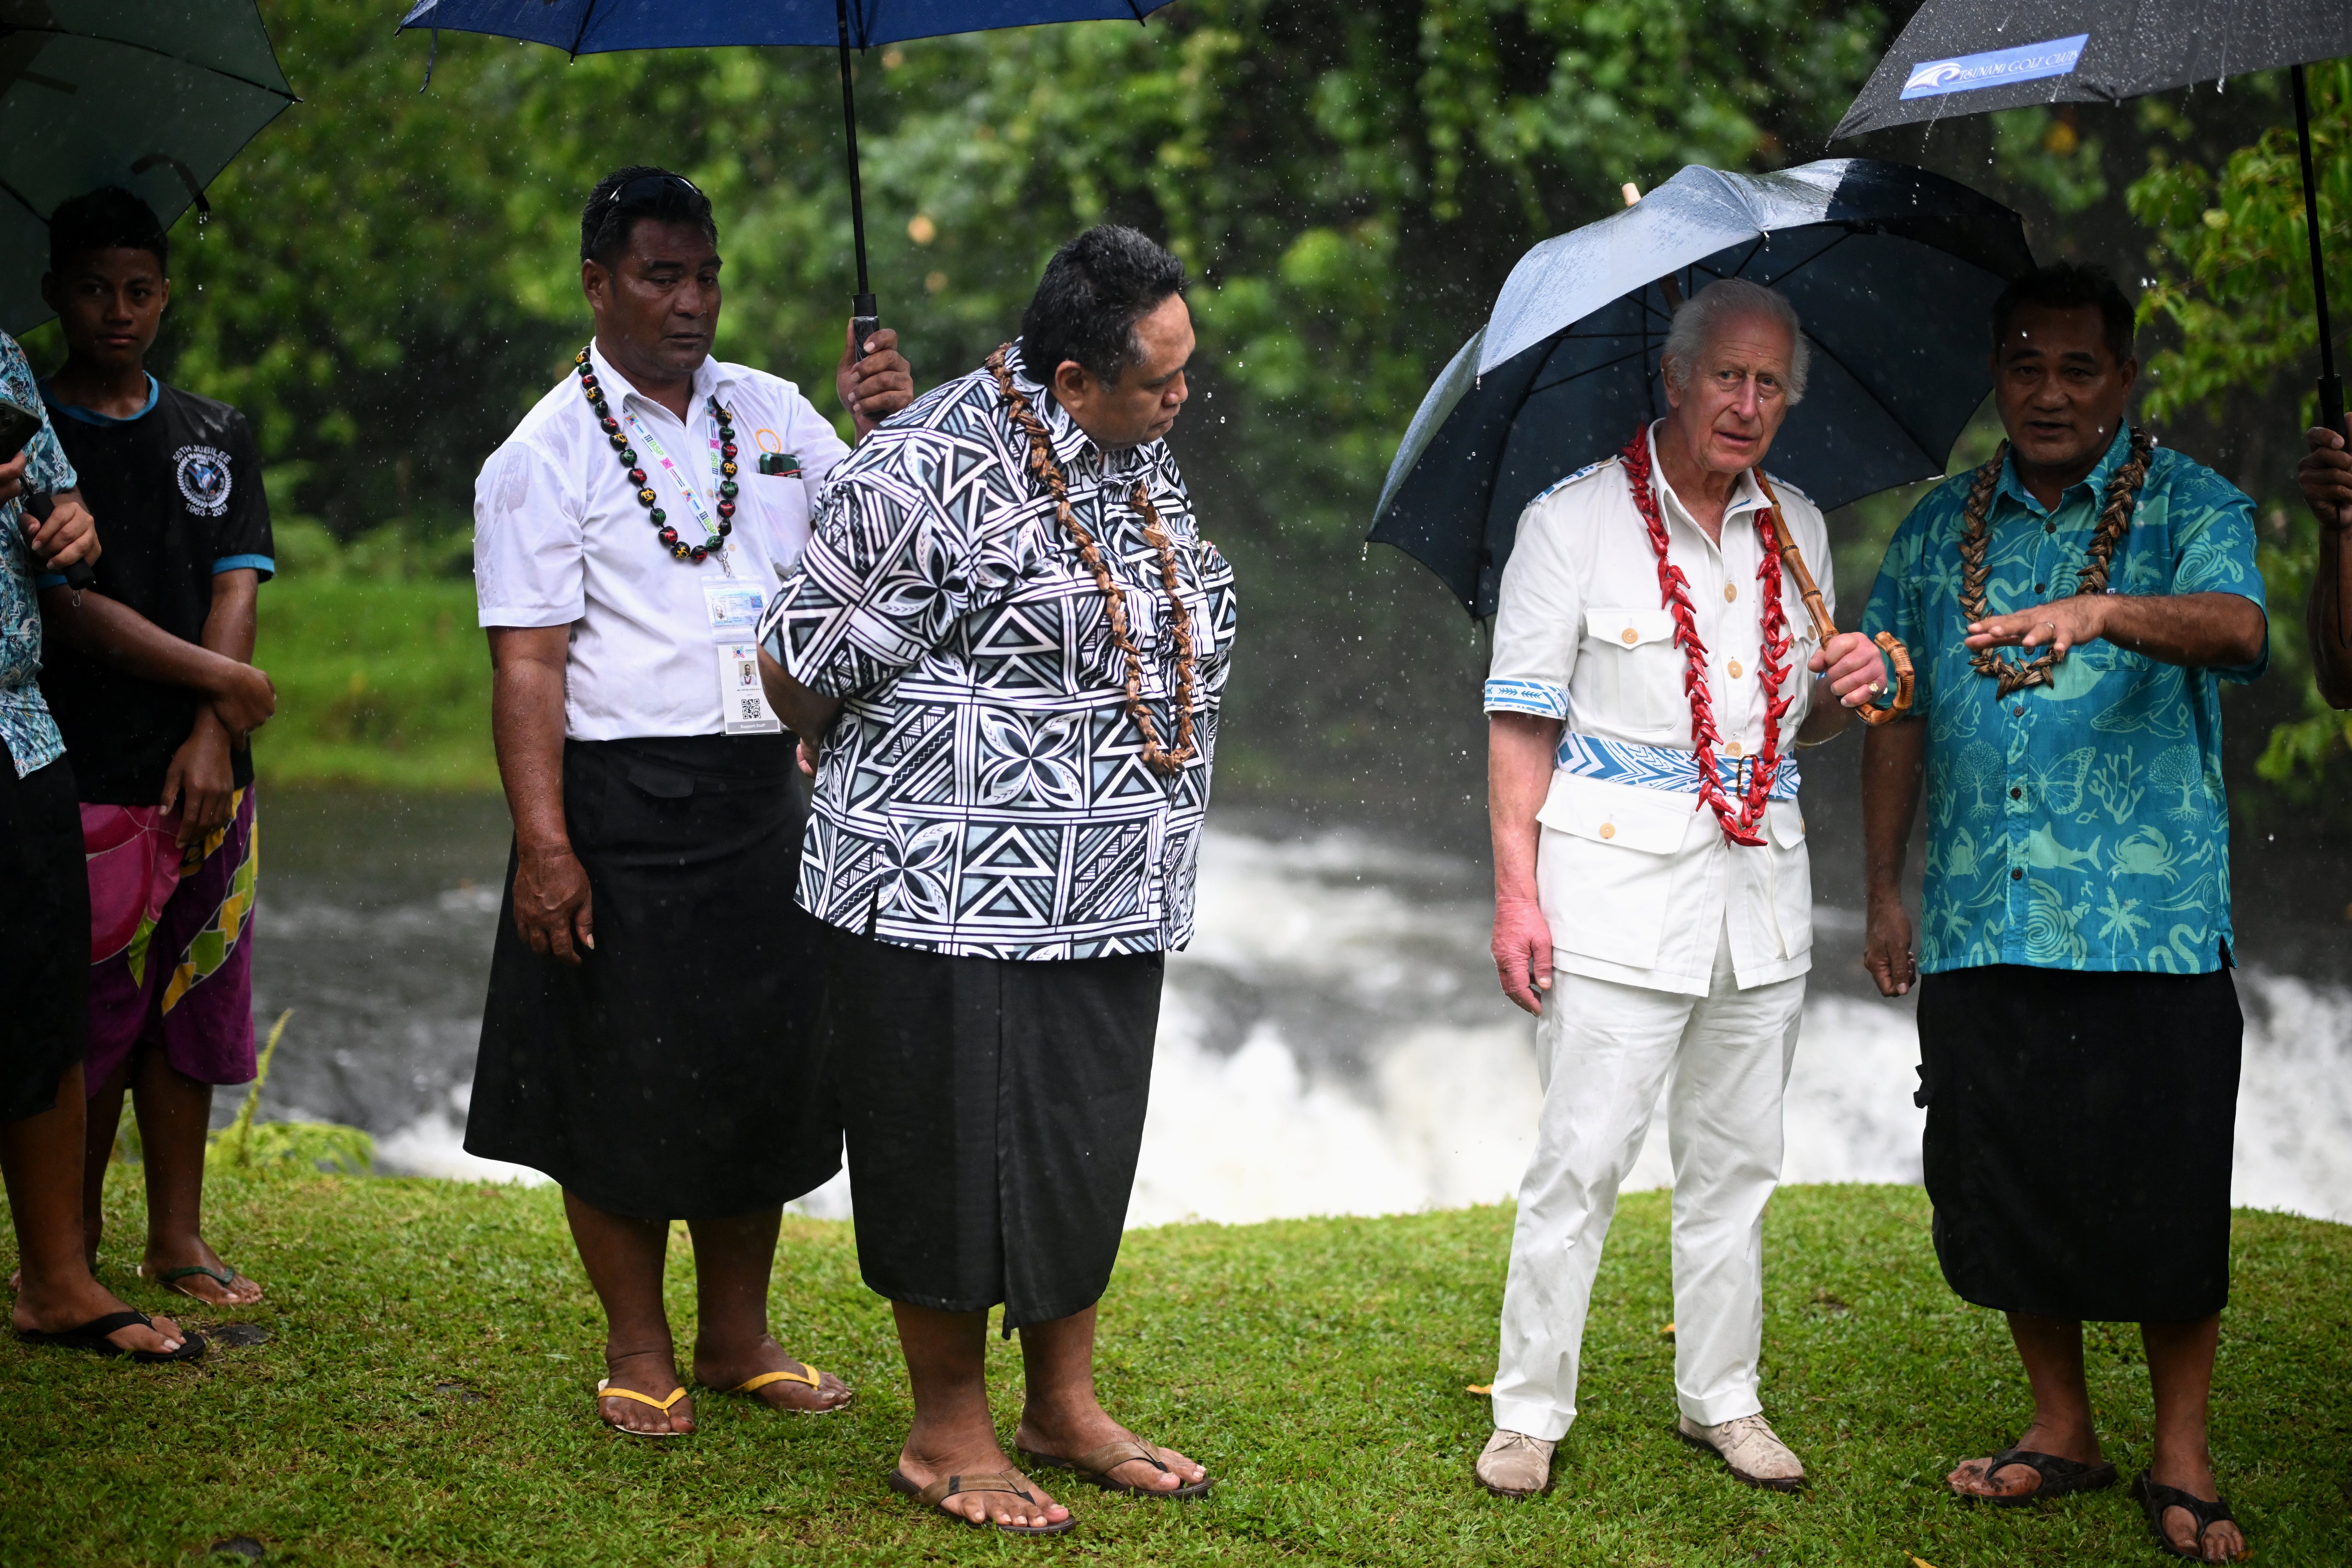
[1580,607,1683,740]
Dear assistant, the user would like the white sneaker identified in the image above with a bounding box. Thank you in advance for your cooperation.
[1676,1412,1804,1491]
[1475,1428,1557,1499]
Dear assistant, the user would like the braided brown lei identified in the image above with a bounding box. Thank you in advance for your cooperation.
[986,343,1199,775]
[1958,427,2154,697]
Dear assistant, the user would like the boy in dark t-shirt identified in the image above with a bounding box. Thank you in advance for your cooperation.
[36,188,277,1309]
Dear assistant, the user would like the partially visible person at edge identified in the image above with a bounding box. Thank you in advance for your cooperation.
[466,166,912,1437]
[1476,278,1886,1503]
[2294,402,2352,705]
[2,324,196,1363]
[1859,262,2266,1565]
[757,225,1232,1536]
[35,187,277,1312]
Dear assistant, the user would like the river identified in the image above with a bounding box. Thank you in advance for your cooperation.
[246,789,2352,1227]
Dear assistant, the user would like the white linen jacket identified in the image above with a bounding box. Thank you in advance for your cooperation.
[1484,424,1835,997]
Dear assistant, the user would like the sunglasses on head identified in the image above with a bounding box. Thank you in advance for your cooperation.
[605,172,702,209]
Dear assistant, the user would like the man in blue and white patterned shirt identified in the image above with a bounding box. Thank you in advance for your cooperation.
[760,226,1232,1535]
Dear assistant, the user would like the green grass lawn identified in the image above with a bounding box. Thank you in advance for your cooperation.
[253,579,497,793]
[3,1174,2347,1566]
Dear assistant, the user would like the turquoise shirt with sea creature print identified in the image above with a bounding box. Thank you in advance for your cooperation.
[1860,425,2266,976]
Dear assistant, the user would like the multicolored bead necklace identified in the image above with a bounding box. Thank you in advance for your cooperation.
[574,346,739,563]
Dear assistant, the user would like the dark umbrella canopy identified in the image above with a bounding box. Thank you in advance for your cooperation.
[1831,0,2349,138]
[0,4,294,336]
[1370,159,2033,619]
[396,0,1178,53]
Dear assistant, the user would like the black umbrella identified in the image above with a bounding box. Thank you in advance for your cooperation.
[0,3,295,335]
[1831,0,2352,431]
[1370,158,2033,619]
[400,0,1178,346]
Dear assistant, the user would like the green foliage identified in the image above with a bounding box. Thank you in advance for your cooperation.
[2129,65,2352,789]
[3,1175,2348,1563]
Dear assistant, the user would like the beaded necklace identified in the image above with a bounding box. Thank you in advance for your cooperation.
[1957,427,2153,696]
[985,344,1198,776]
[574,346,739,563]
[1619,427,1792,848]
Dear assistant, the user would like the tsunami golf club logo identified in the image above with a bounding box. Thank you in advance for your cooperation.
[1902,34,2089,100]
[174,444,234,518]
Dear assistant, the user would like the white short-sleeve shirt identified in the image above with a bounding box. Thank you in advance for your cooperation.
[1484,421,1836,996]
[473,342,852,740]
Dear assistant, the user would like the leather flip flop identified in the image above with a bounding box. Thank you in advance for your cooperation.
[141,1262,256,1303]
[1952,1446,2119,1507]
[16,1309,205,1364]
[888,1468,1075,1536]
[1022,1438,1211,1499]
[2133,1469,2249,1561]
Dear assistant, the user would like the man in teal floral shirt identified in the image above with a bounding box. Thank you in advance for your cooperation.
[1860,264,2265,1562]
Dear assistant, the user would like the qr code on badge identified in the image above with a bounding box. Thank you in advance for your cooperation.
[738,697,762,720]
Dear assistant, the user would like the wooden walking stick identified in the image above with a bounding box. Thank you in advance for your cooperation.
[1754,473,1913,724]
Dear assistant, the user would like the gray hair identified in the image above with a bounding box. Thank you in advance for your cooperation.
[1661,278,1810,405]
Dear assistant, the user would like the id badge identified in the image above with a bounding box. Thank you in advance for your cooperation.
[717,641,781,735]
[703,580,766,637]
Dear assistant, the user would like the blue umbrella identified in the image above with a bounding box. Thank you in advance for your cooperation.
[399,0,1179,340]
[1369,157,2034,619]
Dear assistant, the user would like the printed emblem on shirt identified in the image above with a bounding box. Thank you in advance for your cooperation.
[174,444,234,518]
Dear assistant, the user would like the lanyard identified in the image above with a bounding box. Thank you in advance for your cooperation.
[625,407,731,573]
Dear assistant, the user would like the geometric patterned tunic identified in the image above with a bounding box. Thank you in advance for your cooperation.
[0,330,79,778]
[1861,425,2266,975]
[760,342,1238,959]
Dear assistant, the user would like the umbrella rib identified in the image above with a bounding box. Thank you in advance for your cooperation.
[0,173,49,226]
[569,0,606,59]
[0,26,294,101]
[1799,328,1936,462]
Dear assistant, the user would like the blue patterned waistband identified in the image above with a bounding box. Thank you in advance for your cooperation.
[1555,731,1801,800]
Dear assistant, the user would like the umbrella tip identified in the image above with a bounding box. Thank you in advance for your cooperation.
[1621,182,1642,207]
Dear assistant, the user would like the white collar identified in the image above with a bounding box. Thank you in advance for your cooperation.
[586,340,733,424]
[1644,420,1770,534]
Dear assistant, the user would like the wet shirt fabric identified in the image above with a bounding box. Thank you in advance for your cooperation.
[472,344,850,740]
[1861,426,2266,976]
[761,343,1239,962]
[0,332,79,779]
[1482,425,1832,996]
[37,379,273,805]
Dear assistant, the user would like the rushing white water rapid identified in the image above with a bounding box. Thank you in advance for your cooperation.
[326,827,2352,1228]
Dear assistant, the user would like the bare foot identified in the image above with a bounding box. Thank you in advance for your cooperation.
[1947,1422,2105,1500]
[1015,1411,1208,1495]
[596,1349,694,1436]
[13,1277,187,1356]
[693,1331,851,1413]
[2148,1458,2249,1562]
[140,1238,264,1307]
[896,1441,1070,1530]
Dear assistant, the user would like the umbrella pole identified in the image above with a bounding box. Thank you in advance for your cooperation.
[836,0,879,347]
[2294,64,2343,438]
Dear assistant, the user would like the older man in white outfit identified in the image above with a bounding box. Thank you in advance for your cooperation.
[1476,278,1887,1499]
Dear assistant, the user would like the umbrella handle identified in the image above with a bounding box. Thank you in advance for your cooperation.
[853,292,880,356]
[1756,473,1913,726]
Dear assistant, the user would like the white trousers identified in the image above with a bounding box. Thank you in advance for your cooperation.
[1491,919,1806,1441]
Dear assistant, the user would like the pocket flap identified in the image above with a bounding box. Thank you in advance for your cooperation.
[1769,805,1807,848]
[1538,779,1690,855]
[1586,607,1676,650]
[624,763,695,800]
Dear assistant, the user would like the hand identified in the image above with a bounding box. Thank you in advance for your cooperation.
[2301,424,2352,532]
[1492,894,1554,1016]
[1864,890,1917,997]
[1963,594,2107,662]
[161,720,237,850]
[0,447,23,507]
[23,486,100,571]
[1809,629,1888,707]
[512,842,594,965]
[838,322,913,436]
[797,736,819,778]
[209,662,278,740]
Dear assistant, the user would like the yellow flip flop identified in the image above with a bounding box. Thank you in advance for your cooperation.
[724,1362,849,1414]
[594,1378,691,1438]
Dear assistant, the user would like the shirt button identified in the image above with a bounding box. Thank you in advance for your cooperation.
[1725,739,1744,757]
[2011,868,2024,880]
[2014,705,2025,716]
[1728,659,1744,678]
[1621,627,1639,645]
[2034,582,2045,593]
[2010,786,2022,800]
[1723,583,1738,602]
[1599,823,1617,840]
[2045,522,2057,535]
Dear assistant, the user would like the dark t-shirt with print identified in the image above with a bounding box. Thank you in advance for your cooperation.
[38,379,273,805]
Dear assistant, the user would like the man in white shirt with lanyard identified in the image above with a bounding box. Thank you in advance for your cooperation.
[1476,279,1885,1498]
[466,166,911,1437]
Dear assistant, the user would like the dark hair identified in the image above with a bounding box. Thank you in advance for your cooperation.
[580,165,717,270]
[1018,224,1187,386]
[49,186,168,276]
[1991,261,2135,366]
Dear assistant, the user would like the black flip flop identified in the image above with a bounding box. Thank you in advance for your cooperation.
[1954,1446,2118,1507]
[16,1309,205,1364]
[2134,1469,2247,1561]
